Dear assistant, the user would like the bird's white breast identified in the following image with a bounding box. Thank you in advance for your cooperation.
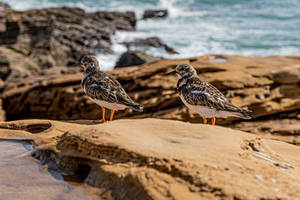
[179,95,234,119]
[81,74,88,93]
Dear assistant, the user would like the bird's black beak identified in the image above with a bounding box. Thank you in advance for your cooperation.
[166,70,177,75]
[72,62,81,67]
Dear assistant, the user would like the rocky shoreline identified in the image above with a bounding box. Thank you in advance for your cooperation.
[0,4,300,200]
[0,5,137,82]
[0,5,178,84]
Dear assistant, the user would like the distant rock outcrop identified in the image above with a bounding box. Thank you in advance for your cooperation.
[142,9,168,19]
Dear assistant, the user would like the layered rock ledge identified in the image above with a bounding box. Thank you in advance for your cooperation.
[0,118,300,199]
[1,55,299,145]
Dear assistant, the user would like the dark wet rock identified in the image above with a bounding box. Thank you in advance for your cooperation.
[142,9,168,19]
[123,37,178,55]
[0,7,136,82]
[115,51,160,68]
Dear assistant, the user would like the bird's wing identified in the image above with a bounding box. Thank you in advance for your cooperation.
[85,72,136,106]
[182,77,240,112]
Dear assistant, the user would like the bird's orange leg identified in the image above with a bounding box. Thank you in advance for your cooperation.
[98,107,106,123]
[110,109,115,121]
[212,117,216,126]
[203,118,207,124]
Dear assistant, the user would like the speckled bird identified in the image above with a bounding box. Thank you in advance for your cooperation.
[167,64,251,125]
[80,55,142,123]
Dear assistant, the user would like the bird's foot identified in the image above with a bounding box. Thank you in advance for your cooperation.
[93,119,106,124]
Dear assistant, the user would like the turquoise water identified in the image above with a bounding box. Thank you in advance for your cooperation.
[2,0,300,69]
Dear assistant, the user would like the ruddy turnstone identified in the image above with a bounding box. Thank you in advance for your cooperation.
[80,55,143,123]
[167,64,251,125]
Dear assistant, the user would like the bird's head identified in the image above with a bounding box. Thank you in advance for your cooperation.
[166,64,197,78]
[80,55,100,73]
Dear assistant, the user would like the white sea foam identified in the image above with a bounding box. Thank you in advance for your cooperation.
[96,33,128,71]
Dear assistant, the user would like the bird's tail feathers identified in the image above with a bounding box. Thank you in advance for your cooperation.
[234,108,252,119]
[119,97,143,112]
[121,100,143,112]
[128,103,143,112]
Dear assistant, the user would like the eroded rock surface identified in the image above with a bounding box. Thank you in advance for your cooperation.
[0,118,300,200]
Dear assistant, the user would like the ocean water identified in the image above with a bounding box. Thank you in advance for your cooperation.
[2,0,300,70]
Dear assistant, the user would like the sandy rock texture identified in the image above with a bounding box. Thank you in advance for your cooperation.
[1,55,299,144]
[0,7,136,82]
[0,118,300,200]
[0,98,4,121]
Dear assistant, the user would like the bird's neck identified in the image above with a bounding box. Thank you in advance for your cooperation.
[177,73,200,93]
[177,76,189,93]
[84,66,99,75]
[181,72,197,79]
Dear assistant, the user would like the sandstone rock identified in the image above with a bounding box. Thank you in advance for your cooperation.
[1,55,299,144]
[1,118,300,199]
[115,51,160,68]
[232,119,300,145]
[271,64,300,84]
[0,46,41,82]
[142,9,168,19]
[0,7,136,81]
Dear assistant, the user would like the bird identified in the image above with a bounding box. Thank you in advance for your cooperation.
[80,55,143,123]
[166,64,251,125]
